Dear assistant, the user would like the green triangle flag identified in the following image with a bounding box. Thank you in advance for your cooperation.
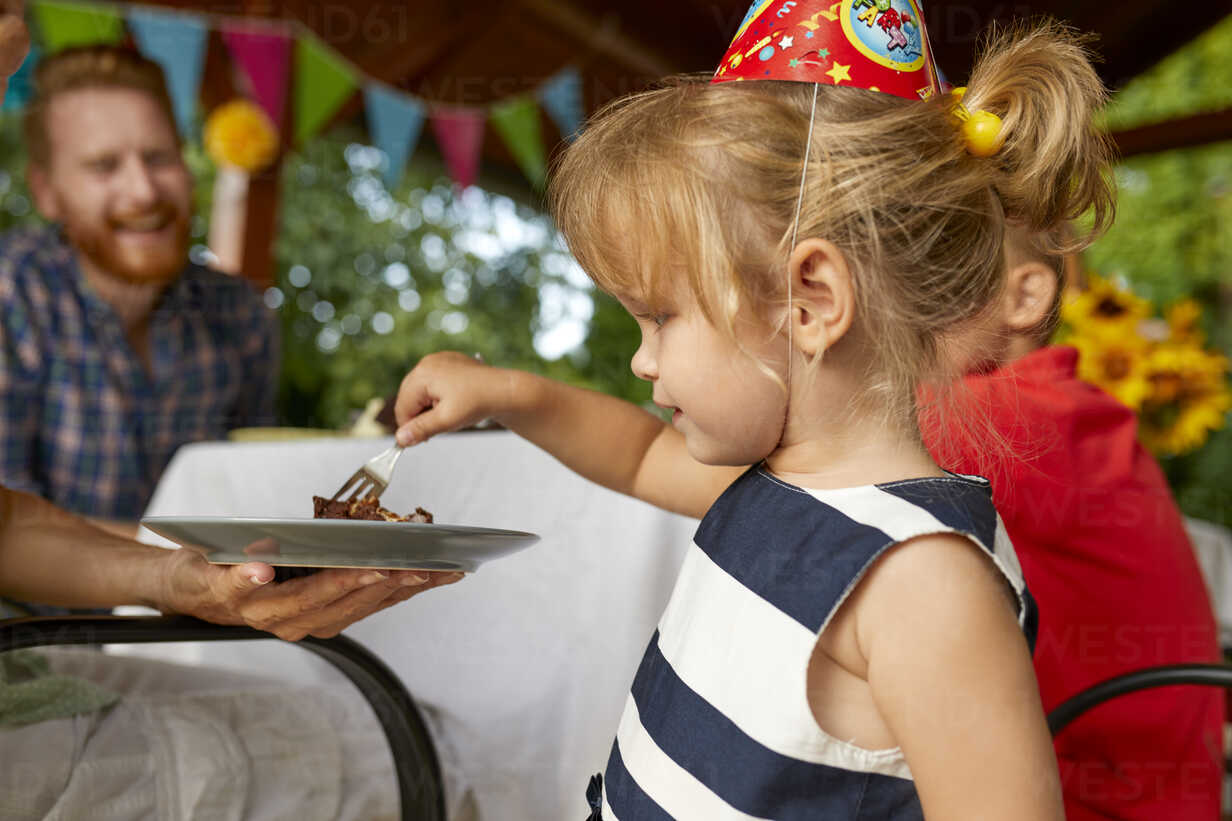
[293,35,357,145]
[32,1,124,53]
[490,96,546,189]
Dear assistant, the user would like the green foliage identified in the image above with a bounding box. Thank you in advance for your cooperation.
[273,129,648,429]
[1100,14,1232,131]
[1087,15,1232,526]
[1084,144,1231,347]
[0,114,37,231]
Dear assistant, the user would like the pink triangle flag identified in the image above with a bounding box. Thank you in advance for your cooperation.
[221,24,292,128]
[430,107,485,189]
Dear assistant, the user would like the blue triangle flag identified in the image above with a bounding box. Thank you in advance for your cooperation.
[2,43,40,111]
[536,67,583,141]
[364,84,426,189]
[127,8,208,136]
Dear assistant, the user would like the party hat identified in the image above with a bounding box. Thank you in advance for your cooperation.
[713,0,942,101]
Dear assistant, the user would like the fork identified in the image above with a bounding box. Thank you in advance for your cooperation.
[328,352,485,503]
[328,442,405,503]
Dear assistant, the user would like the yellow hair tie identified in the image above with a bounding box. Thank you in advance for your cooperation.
[949,87,1005,158]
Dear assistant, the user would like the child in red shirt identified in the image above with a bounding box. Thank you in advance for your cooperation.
[923,228,1224,820]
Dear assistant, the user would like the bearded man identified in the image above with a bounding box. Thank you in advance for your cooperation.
[0,45,277,531]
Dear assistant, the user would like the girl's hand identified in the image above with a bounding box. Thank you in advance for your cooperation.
[390,351,738,518]
[393,351,515,446]
[156,544,463,642]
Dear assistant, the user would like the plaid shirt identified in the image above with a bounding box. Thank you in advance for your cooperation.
[0,225,278,519]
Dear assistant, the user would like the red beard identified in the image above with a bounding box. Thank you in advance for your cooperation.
[62,203,191,285]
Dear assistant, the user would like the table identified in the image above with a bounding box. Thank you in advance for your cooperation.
[128,431,698,821]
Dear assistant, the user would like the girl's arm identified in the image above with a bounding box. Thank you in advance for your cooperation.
[393,351,741,518]
[846,532,1064,819]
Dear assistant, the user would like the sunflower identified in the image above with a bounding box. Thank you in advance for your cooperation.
[1165,298,1205,345]
[1140,390,1232,456]
[1070,326,1153,410]
[1061,272,1230,455]
[1138,343,1232,456]
[1061,273,1151,333]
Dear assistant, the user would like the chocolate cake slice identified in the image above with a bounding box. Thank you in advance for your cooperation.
[312,495,433,523]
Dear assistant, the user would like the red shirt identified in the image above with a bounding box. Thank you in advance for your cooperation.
[923,345,1223,821]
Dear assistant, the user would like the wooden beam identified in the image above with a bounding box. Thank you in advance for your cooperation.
[239,163,281,289]
[1110,108,1232,159]
[314,0,510,92]
[519,0,675,79]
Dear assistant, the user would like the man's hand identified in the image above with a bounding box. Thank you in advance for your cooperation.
[156,545,463,641]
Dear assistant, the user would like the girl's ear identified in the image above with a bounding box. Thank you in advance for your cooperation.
[788,238,854,356]
[1002,260,1058,333]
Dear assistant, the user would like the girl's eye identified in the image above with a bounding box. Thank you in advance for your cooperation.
[651,313,671,327]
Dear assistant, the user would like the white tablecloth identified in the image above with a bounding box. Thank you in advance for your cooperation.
[1187,516,1232,648]
[129,431,698,821]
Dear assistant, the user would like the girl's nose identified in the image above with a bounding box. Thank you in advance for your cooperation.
[630,339,658,382]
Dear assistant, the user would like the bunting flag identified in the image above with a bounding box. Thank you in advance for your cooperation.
[1,43,39,111]
[490,96,547,189]
[16,2,587,190]
[364,84,426,189]
[127,9,208,136]
[293,35,357,145]
[536,67,583,141]
[31,0,124,53]
[221,24,292,128]
[430,107,485,190]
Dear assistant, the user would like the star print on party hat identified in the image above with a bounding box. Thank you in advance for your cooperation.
[713,0,943,101]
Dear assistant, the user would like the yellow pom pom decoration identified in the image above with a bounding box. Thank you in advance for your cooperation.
[948,86,1006,158]
[204,100,280,173]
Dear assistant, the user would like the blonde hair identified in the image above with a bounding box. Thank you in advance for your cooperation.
[23,45,178,168]
[550,20,1115,427]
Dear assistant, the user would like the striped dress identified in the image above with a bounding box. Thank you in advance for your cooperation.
[596,466,1037,820]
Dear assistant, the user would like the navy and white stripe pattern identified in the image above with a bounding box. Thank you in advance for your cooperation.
[599,466,1035,820]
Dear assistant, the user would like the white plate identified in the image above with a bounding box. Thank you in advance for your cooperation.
[141,516,540,572]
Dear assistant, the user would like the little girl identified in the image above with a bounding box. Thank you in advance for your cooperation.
[393,8,1113,819]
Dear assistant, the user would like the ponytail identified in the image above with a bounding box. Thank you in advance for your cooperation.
[961,20,1117,252]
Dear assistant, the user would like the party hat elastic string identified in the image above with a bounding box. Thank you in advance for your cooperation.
[790,82,819,299]
[713,1,945,450]
[780,81,819,447]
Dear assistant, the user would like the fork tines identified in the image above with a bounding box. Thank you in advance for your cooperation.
[329,470,378,503]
